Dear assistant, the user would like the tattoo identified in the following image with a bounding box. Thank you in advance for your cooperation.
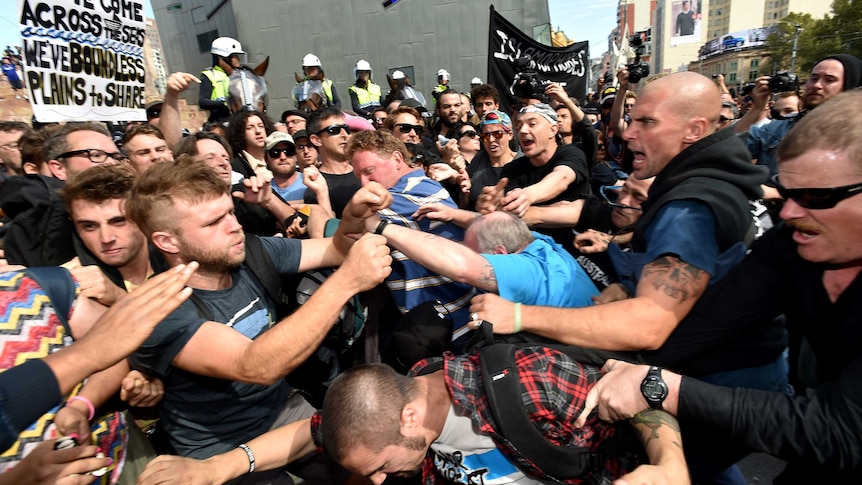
[478,261,497,288]
[641,256,705,303]
[632,409,683,450]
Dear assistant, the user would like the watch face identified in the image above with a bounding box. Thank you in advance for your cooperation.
[643,377,667,400]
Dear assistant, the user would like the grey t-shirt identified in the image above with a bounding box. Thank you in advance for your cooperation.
[130,237,301,458]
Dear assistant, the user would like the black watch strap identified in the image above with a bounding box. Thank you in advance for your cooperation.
[641,366,668,410]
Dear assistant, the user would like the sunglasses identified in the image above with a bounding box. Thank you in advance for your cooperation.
[395,123,423,135]
[146,108,161,119]
[599,185,643,211]
[373,117,387,125]
[771,174,862,210]
[316,124,351,136]
[459,130,479,139]
[267,147,296,158]
[480,130,508,142]
[719,116,733,124]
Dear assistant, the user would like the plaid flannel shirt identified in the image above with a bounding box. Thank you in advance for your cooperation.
[311,346,641,484]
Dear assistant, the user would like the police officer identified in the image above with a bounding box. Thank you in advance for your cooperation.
[199,37,244,123]
[348,60,382,119]
[431,68,450,103]
[300,53,341,109]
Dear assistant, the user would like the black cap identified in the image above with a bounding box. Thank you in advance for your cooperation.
[281,109,308,123]
[293,129,309,141]
[399,98,427,112]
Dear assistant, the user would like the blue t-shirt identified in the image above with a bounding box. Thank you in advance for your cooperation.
[610,201,726,295]
[129,237,301,459]
[482,232,598,308]
[271,173,307,202]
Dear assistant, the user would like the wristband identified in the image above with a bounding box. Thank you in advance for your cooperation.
[374,219,390,235]
[513,302,522,333]
[238,443,256,473]
[66,395,95,421]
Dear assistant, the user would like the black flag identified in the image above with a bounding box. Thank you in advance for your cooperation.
[487,5,589,113]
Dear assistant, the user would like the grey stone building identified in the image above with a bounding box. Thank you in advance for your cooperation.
[151,0,551,117]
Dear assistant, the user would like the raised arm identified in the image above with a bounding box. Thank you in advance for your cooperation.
[163,72,201,151]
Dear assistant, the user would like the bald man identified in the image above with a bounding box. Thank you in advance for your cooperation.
[471,71,778,483]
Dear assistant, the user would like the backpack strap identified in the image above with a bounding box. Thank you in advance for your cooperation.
[242,234,285,309]
[24,267,76,336]
[479,342,603,479]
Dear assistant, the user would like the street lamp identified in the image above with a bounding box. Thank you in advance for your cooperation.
[790,24,802,74]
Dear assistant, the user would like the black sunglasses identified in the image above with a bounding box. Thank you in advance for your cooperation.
[459,130,479,139]
[316,124,351,136]
[599,185,643,211]
[267,147,296,158]
[395,123,422,135]
[771,174,862,210]
[57,149,128,164]
[480,130,507,142]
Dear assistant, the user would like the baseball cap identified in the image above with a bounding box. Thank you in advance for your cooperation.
[600,87,618,105]
[481,110,512,130]
[519,103,558,124]
[292,130,309,141]
[583,101,602,115]
[264,132,294,150]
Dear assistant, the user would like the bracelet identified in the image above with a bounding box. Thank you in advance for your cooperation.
[238,443,256,473]
[374,219,389,235]
[66,395,95,421]
[513,302,522,333]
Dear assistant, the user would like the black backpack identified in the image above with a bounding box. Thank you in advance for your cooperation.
[0,175,76,267]
[454,322,644,480]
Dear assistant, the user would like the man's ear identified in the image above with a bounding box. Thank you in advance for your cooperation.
[48,159,66,180]
[493,244,509,255]
[152,231,181,255]
[399,403,421,435]
[683,117,710,143]
[310,133,323,148]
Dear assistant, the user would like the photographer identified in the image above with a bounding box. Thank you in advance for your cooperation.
[736,54,862,206]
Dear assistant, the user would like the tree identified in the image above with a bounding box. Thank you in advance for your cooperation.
[764,0,862,76]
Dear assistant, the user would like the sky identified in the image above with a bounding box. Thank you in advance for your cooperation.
[548,0,618,58]
[0,0,617,60]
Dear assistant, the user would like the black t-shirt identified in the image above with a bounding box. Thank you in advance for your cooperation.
[303,171,361,219]
[501,144,592,204]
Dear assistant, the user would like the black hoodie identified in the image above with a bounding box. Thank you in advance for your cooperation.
[633,126,768,253]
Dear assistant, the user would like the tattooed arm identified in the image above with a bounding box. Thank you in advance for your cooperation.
[468,254,710,350]
[623,410,690,485]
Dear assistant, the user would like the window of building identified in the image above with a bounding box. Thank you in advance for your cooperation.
[749,70,758,80]
[729,72,737,82]
[730,60,738,71]
[751,59,760,68]
[197,30,219,53]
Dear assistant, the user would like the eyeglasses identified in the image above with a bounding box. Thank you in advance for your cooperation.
[373,117,387,125]
[296,144,316,152]
[57,149,128,164]
[316,124,351,137]
[600,185,643,211]
[267,147,296,158]
[395,123,422,135]
[480,130,508,142]
[459,130,479,139]
[719,116,733,124]
[771,174,862,210]
[146,108,161,119]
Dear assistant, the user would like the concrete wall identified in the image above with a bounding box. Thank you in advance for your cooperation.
[152,0,551,118]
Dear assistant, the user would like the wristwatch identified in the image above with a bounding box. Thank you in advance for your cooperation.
[640,366,668,410]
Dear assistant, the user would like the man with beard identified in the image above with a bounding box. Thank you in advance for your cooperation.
[433,91,464,137]
[739,54,862,182]
[124,160,392,483]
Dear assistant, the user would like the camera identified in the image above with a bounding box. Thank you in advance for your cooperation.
[626,35,650,84]
[768,71,799,93]
[510,56,550,100]
[741,82,757,97]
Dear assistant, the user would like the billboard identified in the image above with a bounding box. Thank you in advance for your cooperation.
[670,0,703,46]
[698,27,777,58]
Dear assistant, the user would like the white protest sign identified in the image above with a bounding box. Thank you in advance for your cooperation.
[18,0,147,122]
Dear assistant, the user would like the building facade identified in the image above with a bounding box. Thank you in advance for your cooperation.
[151,0,551,116]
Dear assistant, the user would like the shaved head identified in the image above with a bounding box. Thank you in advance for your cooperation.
[641,72,722,128]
